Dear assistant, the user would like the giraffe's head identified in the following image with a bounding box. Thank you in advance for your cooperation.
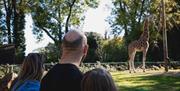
[147,14,160,32]
[143,15,156,30]
[148,15,156,21]
[145,15,156,23]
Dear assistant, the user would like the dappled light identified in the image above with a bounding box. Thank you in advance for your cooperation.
[112,70,180,91]
[0,0,180,91]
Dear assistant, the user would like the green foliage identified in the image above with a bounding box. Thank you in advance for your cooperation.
[13,10,26,64]
[31,0,99,46]
[109,0,180,40]
[35,43,60,63]
[0,0,26,63]
[108,0,180,62]
[109,0,150,42]
[84,32,103,63]
[102,37,128,62]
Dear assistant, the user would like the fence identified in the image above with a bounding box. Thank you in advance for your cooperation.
[0,61,180,72]
[43,61,180,66]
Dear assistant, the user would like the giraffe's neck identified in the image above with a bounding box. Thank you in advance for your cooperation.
[139,29,149,41]
[139,19,149,41]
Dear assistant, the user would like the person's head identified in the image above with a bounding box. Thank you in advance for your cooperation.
[18,53,45,81]
[61,30,88,65]
[81,68,117,91]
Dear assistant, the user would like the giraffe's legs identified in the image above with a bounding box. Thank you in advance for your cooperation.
[128,49,132,73]
[129,52,136,73]
[132,58,136,73]
[128,59,132,73]
[132,52,136,73]
[142,50,147,72]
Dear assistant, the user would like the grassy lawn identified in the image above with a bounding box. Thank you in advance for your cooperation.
[111,69,180,91]
[1,68,180,91]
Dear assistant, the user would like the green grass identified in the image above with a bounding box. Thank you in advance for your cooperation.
[111,70,180,91]
[1,68,180,91]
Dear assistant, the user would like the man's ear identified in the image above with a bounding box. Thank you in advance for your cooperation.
[83,44,89,55]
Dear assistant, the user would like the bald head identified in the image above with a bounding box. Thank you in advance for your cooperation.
[60,30,88,66]
[62,30,87,50]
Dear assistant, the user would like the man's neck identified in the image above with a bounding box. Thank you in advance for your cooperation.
[59,51,83,67]
[59,61,80,67]
[59,57,81,67]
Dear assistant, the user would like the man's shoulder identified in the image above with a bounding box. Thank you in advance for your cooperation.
[40,63,82,91]
[42,64,60,78]
[50,63,80,72]
[42,63,82,79]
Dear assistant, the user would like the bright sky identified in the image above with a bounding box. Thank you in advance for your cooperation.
[25,0,112,55]
[24,15,53,55]
[82,0,112,34]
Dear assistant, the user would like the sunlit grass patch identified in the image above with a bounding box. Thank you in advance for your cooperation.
[111,70,180,91]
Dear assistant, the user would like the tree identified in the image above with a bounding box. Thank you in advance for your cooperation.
[12,0,26,63]
[0,10,5,44]
[84,32,103,63]
[102,37,128,62]
[109,0,180,43]
[35,43,59,63]
[0,0,26,63]
[109,0,151,45]
[2,0,13,43]
[31,0,99,47]
[167,0,180,61]
[109,0,180,62]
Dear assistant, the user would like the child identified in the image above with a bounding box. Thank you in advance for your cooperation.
[81,68,118,91]
[11,53,45,91]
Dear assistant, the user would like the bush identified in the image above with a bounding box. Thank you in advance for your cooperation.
[101,37,128,62]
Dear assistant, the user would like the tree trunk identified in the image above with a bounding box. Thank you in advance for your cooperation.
[3,0,12,44]
[58,7,62,45]
[162,0,169,72]
[12,0,18,48]
[6,13,11,44]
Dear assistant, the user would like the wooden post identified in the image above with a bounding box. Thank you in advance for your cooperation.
[162,0,169,72]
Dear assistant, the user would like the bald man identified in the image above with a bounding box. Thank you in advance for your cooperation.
[40,30,88,91]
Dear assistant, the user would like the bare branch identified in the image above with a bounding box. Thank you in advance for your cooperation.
[2,0,7,11]
[138,0,145,24]
[65,0,76,33]
[41,27,57,43]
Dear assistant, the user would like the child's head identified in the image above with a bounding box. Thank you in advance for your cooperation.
[18,53,45,81]
[81,68,117,91]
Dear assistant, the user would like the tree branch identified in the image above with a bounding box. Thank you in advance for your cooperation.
[3,0,7,11]
[58,6,62,44]
[65,0,76,33]
[41,27,57,43]
[138,0,145,24]
[120,1,128,36]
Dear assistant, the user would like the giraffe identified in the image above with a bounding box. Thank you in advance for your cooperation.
[128,15,154,73]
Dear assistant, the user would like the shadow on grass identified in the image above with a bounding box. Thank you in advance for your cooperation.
[113,72,180,91]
